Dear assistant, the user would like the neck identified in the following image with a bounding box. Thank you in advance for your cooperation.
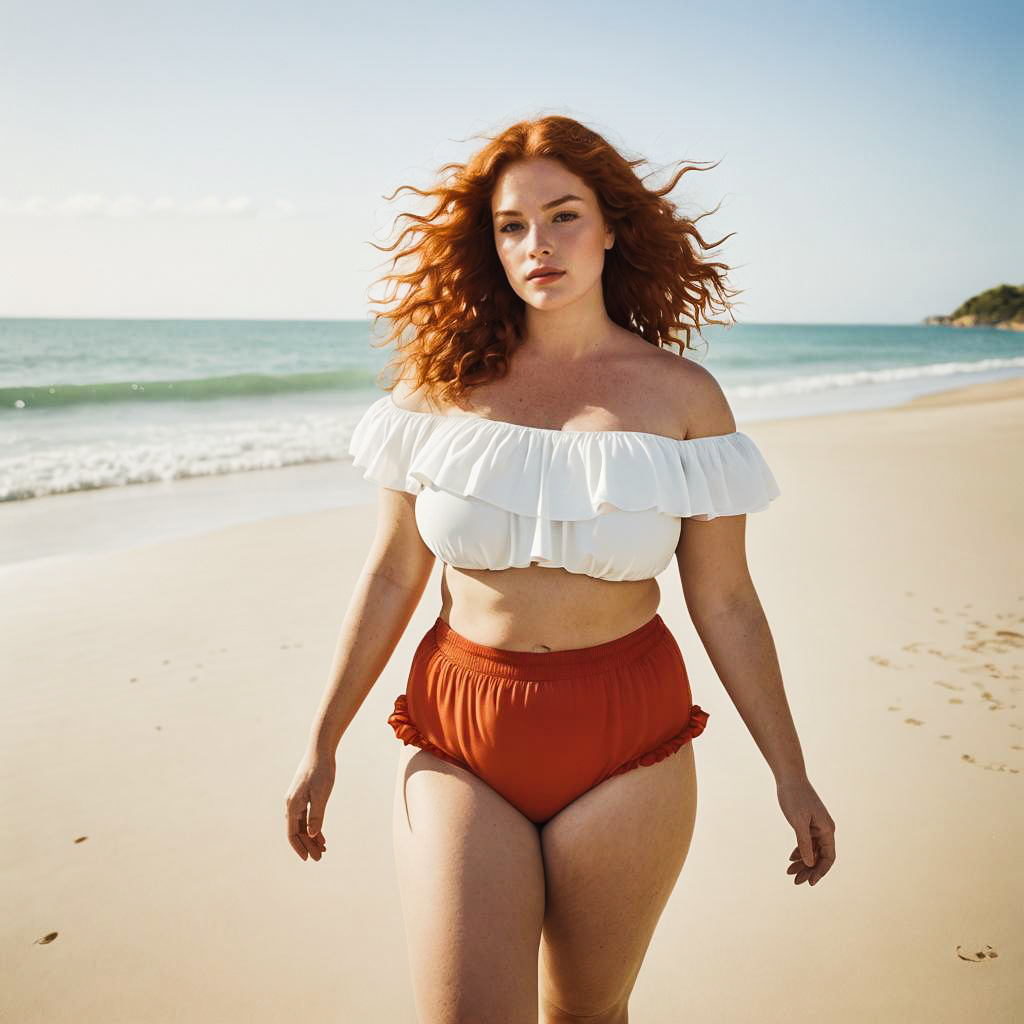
[521,284,617,361]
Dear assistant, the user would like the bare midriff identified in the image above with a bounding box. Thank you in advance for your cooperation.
[438,563,662,653]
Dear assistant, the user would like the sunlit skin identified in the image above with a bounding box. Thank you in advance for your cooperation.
[491,157,617,361]
[288,157,836,913]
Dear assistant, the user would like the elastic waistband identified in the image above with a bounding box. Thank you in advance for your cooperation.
[431,613,670,680]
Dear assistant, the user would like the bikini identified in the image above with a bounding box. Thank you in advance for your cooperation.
[347,391,781,823]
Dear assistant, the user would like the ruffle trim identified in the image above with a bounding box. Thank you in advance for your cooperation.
[605,704,710,778]
[348,395,780,521]
[387,694,468,769]
[387,694,709,776]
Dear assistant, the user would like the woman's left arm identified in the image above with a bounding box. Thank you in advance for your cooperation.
[675,513,837,887]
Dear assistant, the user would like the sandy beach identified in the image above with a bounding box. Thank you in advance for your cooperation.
[2,376,1021,1023]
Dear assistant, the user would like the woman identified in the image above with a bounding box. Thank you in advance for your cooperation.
[286,116,836,1024]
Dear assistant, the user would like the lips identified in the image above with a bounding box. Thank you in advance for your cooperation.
[528,270,564,281]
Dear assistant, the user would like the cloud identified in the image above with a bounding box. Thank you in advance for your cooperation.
[0,194,297,218]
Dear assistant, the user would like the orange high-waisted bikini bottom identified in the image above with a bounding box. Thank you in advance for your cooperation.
[387,613,709,825]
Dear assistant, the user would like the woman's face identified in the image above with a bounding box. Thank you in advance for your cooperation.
[490,157,614,310]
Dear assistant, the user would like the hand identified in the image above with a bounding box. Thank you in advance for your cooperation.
[285,750,336,861]
[776,776,836,886]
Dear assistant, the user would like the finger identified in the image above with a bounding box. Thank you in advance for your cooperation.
[796,825,815,867]
[817,832,836,862]
[296,813,321,860]
[287,822,309,860]
[288,801,320,860]
[809,838,836,885]
[285,799,309,860]
[307,808,324,838]
[787,843,817,884]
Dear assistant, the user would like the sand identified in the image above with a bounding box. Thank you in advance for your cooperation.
[2,377,1022,1022]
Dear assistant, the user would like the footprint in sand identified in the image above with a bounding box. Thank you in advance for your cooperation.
[878,603,1024,769]
[928,648,973,663]
[956,945,998,962]
[960,753,1019,774]
[34,932,58,945]
[959,663,1005,681]
[965,634,1023,656]
[870,654,912,669]
[73,836,87,843]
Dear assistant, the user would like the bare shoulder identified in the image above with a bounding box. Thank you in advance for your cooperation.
[626,338,736,440]
[672,357,737,440]
[389,374,448,415]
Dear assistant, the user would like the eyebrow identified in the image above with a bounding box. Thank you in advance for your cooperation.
[493,194,584,218]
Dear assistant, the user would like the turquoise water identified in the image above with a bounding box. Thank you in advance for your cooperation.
[1,317,1022,503]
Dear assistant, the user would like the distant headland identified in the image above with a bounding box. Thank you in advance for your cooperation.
[923,283,1024,331]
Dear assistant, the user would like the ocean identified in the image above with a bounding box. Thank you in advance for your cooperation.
[2,318,1022,566]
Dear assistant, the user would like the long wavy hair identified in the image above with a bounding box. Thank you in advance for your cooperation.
[366,115,739,407]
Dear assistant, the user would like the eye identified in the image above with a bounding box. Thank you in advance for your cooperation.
[498,211,579,233]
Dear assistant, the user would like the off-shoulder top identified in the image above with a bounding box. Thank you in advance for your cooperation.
[347,393,781,583]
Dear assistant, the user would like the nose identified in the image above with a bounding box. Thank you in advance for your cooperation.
[528,230,552,258]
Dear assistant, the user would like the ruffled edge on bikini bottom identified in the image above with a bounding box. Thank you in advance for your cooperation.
[605,703,710,778]
[387,694,709,775]
[387,694,469,769]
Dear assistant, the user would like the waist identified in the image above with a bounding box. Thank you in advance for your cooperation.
[439,563,661,652]
[432,610,671,679]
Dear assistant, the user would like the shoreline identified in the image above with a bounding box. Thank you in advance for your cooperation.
[3,371,1023,573]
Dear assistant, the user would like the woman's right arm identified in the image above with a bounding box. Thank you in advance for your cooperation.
[286,485,434,861]
[306,485,436,758]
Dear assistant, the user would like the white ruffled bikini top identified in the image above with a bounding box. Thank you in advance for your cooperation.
[347,393,781,583]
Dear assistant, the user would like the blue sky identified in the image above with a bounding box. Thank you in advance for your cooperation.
[0,0,1019,322]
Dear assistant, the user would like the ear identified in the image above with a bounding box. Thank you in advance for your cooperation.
[605,223,615,249]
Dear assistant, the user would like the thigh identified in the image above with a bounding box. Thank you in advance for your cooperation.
[538,742,698,1021]
[392,742,547,1024]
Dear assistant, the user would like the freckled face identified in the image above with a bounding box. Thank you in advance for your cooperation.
[491,157,614,308]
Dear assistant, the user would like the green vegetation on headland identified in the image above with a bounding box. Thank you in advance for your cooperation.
[923,283,1024,331]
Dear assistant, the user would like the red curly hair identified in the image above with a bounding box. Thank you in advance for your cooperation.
[366,114,739,407]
